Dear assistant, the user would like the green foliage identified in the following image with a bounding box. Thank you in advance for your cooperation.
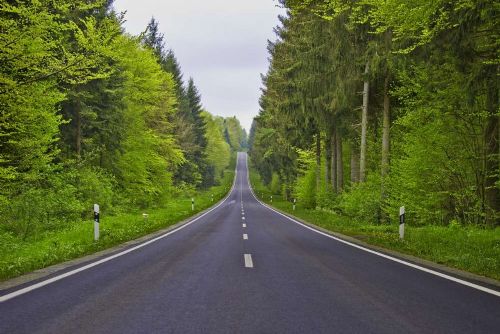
[1,172,84,239]
[339,174,381,223]
[71,166,116,214]
[142,18,233,189]
[0,2,242,250]
[203,112,231,182]
[269,173,282,195]
[294,168,317,209]
[291,148,317,208]
[224,117,248,152]
[112,33,181,207]
[252,0,499,227]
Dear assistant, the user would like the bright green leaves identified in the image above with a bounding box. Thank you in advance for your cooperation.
[63,16,119,85]
[110,34,182,207]
[224,117,247,152]
[202,113,231,182]
[0,1,66,190]
[0,1,240,238]
[0,1,59,86]
[254,0,500,225]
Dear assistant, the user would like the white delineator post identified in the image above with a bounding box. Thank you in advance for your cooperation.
[191,198,195,211]
[94,204,100,241]
[270,195,273,203]
[293,198,296,211]
[399,206,405,239]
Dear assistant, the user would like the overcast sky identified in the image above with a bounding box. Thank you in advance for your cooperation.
[113,0,285,132]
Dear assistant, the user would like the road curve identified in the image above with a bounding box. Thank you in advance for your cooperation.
[1,152,499,333]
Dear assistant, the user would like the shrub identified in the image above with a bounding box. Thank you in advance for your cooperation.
[72,166,116,215]
[269,172,281,195]
[1,172,83,239]
[294,168,316,209]
[339,174,381,223]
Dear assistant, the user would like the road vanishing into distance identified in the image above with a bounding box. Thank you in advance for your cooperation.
[1,152,499,333]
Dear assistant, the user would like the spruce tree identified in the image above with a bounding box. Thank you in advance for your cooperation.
[143,17,166,64]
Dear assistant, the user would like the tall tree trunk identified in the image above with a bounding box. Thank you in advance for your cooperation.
[75,101,82,159]
[331,130,337,193]
[316,132,321,192]
[380,29,392,223]
[381,30,392,180]
[350,142,360,184]
[336,129,344,192]
[360,60,370,182]
[380,73,391,213]
[381,73,391,180]
[484,69,499,225]
[325,134,331,186]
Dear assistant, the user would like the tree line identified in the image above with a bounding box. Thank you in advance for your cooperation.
[0,0,247,238]
[249,0,499,226]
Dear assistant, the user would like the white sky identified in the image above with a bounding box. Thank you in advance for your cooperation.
[113,0,285,132]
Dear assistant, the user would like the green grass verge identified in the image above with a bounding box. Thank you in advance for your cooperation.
[0,170,234,281]
[249,170,500,281]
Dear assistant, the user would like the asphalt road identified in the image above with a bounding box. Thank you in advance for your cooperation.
[1,152,499,334]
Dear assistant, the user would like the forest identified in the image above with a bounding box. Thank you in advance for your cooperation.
[249,0,499,227]
[0,0,247,242]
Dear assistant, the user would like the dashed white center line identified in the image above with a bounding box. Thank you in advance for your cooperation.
[242,216,245,220]
[242,223,246,228]
[243,234,248,240]
[244,254,253,268]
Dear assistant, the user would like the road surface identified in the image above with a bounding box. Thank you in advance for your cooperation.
[1,152,499,333]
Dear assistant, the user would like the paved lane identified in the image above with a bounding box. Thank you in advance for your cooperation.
[1,152,499,333]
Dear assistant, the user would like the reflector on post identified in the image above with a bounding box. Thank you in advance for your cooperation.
[399,206,405,240]
[94,204,100,241]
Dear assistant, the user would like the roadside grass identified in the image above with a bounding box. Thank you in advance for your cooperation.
[0,171,234,281]
[249,170,500,281]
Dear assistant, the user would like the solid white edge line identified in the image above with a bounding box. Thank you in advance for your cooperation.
[243,154,500,297]
[244,254,253,268]
[0,157,242,303]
